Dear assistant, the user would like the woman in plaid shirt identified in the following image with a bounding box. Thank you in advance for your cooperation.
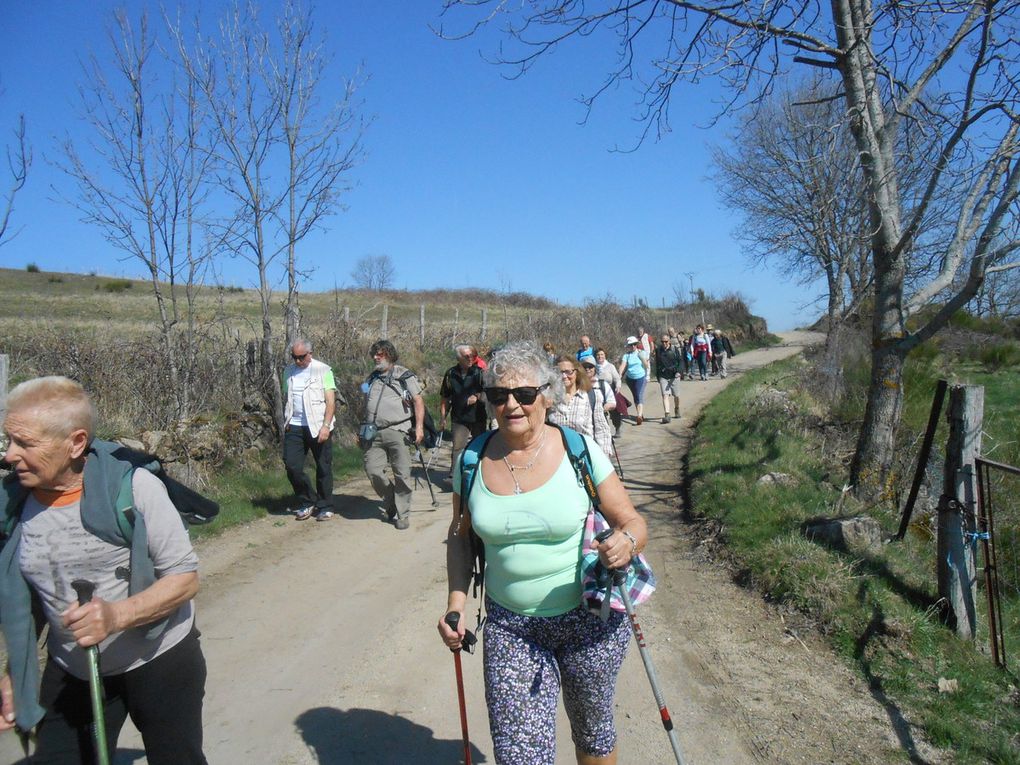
[547,357,616,459]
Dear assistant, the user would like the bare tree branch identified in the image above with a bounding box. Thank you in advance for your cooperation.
[0,114,31,248]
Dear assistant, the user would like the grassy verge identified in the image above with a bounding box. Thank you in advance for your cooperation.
[690,354,1020,764]
[187,442,365,541]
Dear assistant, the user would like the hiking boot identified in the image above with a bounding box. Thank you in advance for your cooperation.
[314,510,334,522]
[394,517,410,530]
[294,505,314,521]
[662,415,670,424]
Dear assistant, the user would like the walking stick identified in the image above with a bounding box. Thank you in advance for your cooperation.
[612,567,685,765]
[415,448,438,507]
[595,531,684,764]
[443,612,474,765]
[70,579,111,765]
[610,436,625,479]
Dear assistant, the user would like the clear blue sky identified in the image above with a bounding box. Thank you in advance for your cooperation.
[1,1,821,332]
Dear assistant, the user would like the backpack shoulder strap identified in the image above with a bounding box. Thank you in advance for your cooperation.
[1,475,29,541]
[458,430,495,514]
[113,468,138,542]
[553,424,600,510]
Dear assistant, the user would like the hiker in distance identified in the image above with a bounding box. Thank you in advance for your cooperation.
[690,324,713,381]
[576,335,595,363]
[654,333,684,423]
[439,344,487,482]
[594,348,624,437]
[711,328,736,379]
[360,340,424,530]
[0,377,208,764]
[548,356,615,459]
[618,337,650,425]
[282,337,339,521]
[439,342,647,765]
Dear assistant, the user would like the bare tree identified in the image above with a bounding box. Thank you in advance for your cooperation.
[1,113,31,248]
[171,0,363,432]
[57,10,214,420]
[441,0,1020,495]
[351,253,395,291]
[273,4,364,347]
[712,77,874,335]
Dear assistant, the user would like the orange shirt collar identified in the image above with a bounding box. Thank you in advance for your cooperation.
[31,486,83,508]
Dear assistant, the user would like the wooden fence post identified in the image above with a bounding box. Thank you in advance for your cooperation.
[419,304,425,350]
[0,354,8,422]
[481,308,488,342]
[381,305,389,339]
[453,308,459,346]
[343,306,349,322]
[938,384,983,639]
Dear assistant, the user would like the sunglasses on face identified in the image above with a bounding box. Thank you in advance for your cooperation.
[484,384,549,406]
[292,352,309,361]
[559,369,576,376]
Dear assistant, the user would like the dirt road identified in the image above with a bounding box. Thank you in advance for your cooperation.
[5,331,943,764]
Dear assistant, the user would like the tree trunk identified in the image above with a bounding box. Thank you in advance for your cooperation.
[849,337,906,496]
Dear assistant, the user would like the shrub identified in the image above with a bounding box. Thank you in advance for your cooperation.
[47,275,64,284]
[971,341,1020,370]
[25,263,40,273]
[100,279,134,293]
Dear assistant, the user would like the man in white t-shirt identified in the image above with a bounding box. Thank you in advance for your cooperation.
[282,338,338,521]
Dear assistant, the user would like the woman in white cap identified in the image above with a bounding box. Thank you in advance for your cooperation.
[617,337,650,425]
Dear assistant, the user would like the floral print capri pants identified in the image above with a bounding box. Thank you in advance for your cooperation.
[482,597,631,764]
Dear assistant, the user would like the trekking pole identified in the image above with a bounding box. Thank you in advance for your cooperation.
[596,532,684,764]
[416,448,438,507]
[70,579,111,765]
[443,612,473,765]
[610,436,625,479]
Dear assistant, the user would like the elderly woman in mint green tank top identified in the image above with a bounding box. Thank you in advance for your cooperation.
[438,342,647,765]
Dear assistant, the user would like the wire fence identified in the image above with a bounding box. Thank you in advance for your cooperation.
[976,457,1019,669]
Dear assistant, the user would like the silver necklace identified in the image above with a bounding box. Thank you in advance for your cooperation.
[501,428,548,495]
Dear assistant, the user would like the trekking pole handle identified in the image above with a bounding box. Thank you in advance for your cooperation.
[595,529,630,583]
[71,579,96,607]
[444,612,462,655]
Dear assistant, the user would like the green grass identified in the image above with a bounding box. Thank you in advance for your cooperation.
[186,441,365,541]
[690,355,1020,763]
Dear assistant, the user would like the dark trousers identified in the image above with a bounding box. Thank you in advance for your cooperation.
[34,628,207,765]
[695,351,709,379]
[283,425,334,510]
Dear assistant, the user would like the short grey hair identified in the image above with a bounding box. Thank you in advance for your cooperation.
[482,341,564,416]
[5,376,97,441]
[290,337,313,353]
[454,343,475,357]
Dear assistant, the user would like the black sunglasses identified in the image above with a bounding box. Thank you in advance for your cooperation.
[484,384,549,406]
[292,352,309,361]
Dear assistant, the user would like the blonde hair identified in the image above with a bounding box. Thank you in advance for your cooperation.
[5,376,96,440]
[554,356,591,393]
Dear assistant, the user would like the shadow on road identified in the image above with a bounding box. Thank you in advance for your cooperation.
[12,747,145,765]
[295,706,486,764]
